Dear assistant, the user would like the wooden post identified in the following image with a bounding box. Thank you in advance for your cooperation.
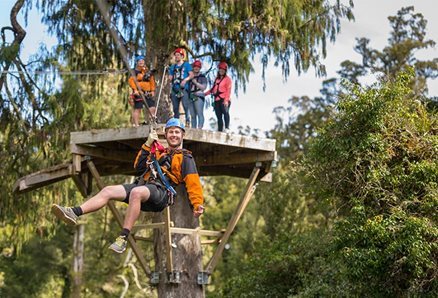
[72,154,82,173]
[164,207,174,273]
[205,165,261,274]
[86,159,151,276]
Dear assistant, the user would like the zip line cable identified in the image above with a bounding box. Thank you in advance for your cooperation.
[1,69,129,75]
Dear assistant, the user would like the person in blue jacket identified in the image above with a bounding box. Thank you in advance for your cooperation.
[168,48,194,127]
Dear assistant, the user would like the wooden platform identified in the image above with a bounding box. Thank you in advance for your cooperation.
[15,125,276,193]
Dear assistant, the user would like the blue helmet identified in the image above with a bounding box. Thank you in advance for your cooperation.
[165,118,185,132]
[135,55,145,63]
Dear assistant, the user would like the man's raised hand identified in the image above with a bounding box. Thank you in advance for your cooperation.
[145,129,159,147]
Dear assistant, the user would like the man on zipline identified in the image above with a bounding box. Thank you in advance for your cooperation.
[51,118,205,253]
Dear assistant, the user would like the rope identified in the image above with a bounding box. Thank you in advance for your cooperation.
[95,0,157,126]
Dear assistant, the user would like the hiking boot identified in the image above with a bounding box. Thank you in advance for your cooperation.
[51,204,78,226]
[109,236,128,253]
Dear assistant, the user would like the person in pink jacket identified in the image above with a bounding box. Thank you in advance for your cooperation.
[204,62,232,132]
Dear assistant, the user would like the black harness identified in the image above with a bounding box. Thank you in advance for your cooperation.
[189,73,206,101]
[136,149,181,206]
[210,76,226,100]
[171,62,187,94]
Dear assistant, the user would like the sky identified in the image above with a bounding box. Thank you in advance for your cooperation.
[1,0,437,133]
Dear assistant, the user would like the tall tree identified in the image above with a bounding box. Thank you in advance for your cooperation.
[338,6,437,95]
[1,0,354,296]
[27,0,354,111]
[305,70,437,295]
[209,7,437,296]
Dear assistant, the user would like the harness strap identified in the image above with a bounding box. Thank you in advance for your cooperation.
[150,141,177,205]
[171,62,186,85]
[209,76,226,100]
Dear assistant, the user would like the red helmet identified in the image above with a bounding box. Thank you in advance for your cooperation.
[192,60,202,68]
[218,61,228,70]
[174,48,185,57]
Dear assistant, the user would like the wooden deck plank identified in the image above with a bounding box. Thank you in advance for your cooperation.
[71,126,275,152]
[13,163,73,193]
[15,126,276,193]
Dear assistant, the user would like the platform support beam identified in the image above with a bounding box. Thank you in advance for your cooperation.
[205,163,261,274]
[86,158,151,276]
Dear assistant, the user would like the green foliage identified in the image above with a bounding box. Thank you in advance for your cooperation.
[2,3,437,297]
[207,7,437,296]
[208,70,437,297]
[335,207,437,296]
[0,227,73,297]
[27,0,354,92]
[304,71,437,295]
[306,70,437,215]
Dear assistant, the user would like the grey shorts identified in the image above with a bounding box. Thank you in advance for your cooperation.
[122,182,168,212]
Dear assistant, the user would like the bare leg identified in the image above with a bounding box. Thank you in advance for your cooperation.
[133,108,141,126]
[80,185,126,214]
[123,186,151,230]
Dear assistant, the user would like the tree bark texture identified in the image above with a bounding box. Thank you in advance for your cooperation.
[143,0,187,124]
[153,185,204,298]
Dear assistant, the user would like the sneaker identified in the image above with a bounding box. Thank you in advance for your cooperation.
[109,236,128,253]
[224,128,231,133]
[51,204,78,226]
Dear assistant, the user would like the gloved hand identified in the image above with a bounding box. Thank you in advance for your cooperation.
[193,205,204,218]
[145,129,159,147]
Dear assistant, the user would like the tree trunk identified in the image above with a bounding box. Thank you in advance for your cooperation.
[0,0,26,91]
[72,224,85,298]
[153,185,204,298]
[143,0,188,124]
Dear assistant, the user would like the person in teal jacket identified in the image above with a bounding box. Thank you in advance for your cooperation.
[169,48,194,127]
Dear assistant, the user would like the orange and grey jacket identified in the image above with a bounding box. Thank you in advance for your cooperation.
[128,66,156,93]
[133,144,204,209]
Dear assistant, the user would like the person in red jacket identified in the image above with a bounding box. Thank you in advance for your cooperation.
[51,118,204,254]
[204,62,232,132]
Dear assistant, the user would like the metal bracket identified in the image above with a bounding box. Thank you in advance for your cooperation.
[150,272,160,285]
[197,271,210,285]
[167,270,181,284]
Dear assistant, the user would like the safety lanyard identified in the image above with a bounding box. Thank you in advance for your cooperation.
[150,142,177,197]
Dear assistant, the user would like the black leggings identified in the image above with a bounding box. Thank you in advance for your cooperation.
[214,100,231,131]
